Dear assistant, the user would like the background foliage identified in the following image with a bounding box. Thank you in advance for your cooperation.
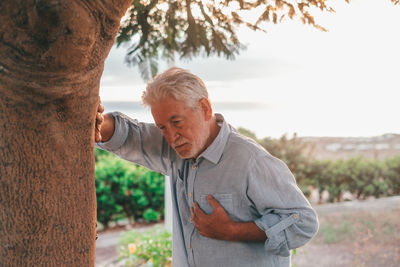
[238,128,400,203]
[95,149,164,229]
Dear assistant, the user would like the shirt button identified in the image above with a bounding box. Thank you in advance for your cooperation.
[188,193,192,198]
[192,165,197,170]
[187,244,191,249]
[293,214,299,220]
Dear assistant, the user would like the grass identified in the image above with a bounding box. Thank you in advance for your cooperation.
[318,219,352,243]
[315,211,400,245]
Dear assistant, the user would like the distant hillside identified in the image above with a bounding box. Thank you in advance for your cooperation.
[301,134,400,160]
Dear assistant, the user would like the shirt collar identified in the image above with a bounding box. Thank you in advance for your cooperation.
[197,113,231,165]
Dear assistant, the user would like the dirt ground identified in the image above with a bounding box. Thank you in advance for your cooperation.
[96,196,400,267]
[292,196,400,267]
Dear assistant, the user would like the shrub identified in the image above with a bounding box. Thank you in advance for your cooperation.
[118,226,172,267]
[95,154,126,228]
[296,160,333,202]
[346,157,388,199]
[143,208,161,222]
[384,156,400,195]
[259,133,313,176]
[95,149,165,228]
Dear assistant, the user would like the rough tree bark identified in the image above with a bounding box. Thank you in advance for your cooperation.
[0,0,131,265]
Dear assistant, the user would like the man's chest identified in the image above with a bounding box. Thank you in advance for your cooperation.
[173,159,255,221]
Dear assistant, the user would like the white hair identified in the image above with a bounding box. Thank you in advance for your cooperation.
[142,67,209,108]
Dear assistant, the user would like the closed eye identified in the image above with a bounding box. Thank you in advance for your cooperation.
[172,120,182,126]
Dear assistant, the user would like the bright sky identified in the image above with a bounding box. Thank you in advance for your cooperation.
[100,0,400,138]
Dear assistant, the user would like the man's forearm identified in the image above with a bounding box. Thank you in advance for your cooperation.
[100,113,115,142]
[227,221,267,242]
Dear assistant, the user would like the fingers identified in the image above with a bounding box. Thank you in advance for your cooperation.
[96,111,104,124]
[97,102,104,113]
[95,130,102,143]
[95,113,103,143]
[97,97,104,113]
[96,97,104,125]
[191,197,223,224]
[207,195,222,210]
[95,99,104,143]
[191,202,206,226]
[194,201,207,215]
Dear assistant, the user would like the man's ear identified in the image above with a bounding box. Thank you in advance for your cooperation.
[198,98,213,120]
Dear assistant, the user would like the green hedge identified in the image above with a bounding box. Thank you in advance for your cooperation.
[295,157,394,202]
[95,149,164,229]
[384,156,400,195]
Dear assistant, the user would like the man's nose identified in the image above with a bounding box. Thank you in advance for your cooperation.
[164,126,179,144]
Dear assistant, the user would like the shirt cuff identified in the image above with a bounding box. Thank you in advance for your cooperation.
[254,212,299,257]
[96,112,129,151]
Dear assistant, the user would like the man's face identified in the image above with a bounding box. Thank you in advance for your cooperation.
[151,97,210,159]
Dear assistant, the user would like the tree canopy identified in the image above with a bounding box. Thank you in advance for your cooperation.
[116,0,399,80]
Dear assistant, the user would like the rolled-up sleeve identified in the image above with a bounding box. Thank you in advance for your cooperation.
[96,112,176,175]
[247,154,319,257]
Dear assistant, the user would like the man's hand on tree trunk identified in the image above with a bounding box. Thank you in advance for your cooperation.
[95,99,104,143]
[95,99,115,143]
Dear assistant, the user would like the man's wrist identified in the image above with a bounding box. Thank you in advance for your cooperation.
[227,221,267,242]
[227,221,240,242]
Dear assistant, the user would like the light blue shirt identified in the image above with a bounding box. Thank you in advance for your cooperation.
[97,112,319,267]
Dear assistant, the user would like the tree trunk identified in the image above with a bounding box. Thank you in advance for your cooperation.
[0,1,131,265]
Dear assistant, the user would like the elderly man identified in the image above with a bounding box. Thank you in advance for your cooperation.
[95,67,318,266]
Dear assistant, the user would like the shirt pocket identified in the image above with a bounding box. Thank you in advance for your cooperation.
[200,193,233,215]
